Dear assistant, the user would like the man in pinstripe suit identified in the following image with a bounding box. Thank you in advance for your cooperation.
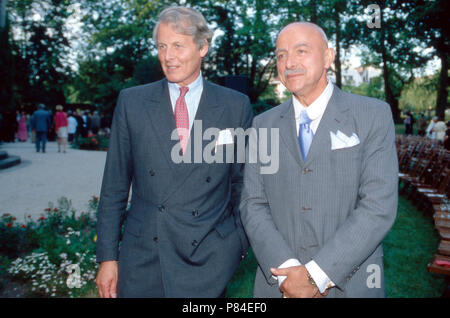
[240,22,398,298]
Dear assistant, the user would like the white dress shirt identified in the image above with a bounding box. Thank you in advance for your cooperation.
[277,80,336,294]
[168,72,204,132]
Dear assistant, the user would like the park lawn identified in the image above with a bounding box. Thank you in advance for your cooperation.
[226,195,446,298]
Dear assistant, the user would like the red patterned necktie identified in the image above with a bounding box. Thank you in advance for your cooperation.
[174,86,189,154]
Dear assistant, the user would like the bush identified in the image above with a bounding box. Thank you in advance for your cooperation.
[0,197,99,297]
[72,132,109,151]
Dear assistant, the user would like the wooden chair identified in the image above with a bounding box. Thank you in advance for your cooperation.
[438,240,450,256]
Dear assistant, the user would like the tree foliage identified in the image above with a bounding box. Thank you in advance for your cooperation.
[2,0,448,121]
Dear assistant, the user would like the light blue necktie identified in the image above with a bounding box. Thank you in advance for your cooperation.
[298,110,314,161]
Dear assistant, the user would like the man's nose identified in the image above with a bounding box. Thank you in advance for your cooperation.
[164,47,175,60]
[285,53,298,70]
[286,53,298,70]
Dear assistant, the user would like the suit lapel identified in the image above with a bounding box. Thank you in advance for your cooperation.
[145,79,226,202]
[144,79,179,173]
[277,99,303,167]
[304,86,351,166]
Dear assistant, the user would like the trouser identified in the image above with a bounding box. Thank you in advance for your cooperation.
[35,131,47,152]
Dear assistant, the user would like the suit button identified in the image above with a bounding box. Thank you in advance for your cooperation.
[301,207,312,212]
[158,205,165,212]
[302,168,312,174]
[192,240,198,247]
[149,169,155,176]
[153,237,158,243]
[206,176,211,183]
[192,210,199,217]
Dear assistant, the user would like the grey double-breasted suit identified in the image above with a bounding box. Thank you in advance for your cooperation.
[96,78,253,297]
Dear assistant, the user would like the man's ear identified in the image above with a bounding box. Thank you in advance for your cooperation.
[199,39,209,58]
[324,47,335,69]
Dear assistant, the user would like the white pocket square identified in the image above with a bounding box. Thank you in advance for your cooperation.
[216,129,234,145]
[214,129,234,153]
[330,130,360,150]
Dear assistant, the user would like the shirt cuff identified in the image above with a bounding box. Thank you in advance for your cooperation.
[305,260,335,293]
[274,258,302,287]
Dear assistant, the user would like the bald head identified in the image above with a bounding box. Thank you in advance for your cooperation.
[275,21,335,105]
[278,22,329,48]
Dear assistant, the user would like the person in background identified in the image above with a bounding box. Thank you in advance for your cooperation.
[434,117,446,142]
[426,116,438,139]
[443,121,450,151]
[90,111,101,135]
[54,105,68,153]
[67,110,78,145]
[404,111,414,135]
[81,111,88,138]
[416,113,427,137]
[16,110,28,142]
[31,104,51,153]
[74,109,84,143]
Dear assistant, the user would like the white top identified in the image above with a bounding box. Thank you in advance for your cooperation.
[68,116,78,134]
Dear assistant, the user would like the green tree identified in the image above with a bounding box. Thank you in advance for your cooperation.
[356,0,431,123]
[0,13,14,111]
[399,74,438,115]
[7,0,75,109]
[407,0,449,119]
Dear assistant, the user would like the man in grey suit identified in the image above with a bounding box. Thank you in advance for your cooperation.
[31,104,51,153]
[95,6,253,298]
[240,22,398,298]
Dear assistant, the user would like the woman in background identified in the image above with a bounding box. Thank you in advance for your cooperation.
[17,110,28,142]
[54,105,68,153]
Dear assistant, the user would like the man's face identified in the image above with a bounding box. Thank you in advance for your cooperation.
[275,23,334,101]
[157,22,208,86]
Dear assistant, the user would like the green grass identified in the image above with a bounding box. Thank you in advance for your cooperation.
[227,194,447,298]
[395,123,418,135]
[383,195,446,297]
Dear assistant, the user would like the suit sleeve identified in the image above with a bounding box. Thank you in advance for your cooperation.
[240,117,298,284]
[230,95,254,256]
[313,102,398,288]
[96,91,133,263]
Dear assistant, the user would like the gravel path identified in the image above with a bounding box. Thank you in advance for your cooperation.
[0,141,107,220]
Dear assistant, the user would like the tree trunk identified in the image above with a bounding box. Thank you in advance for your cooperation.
[334,6,342,88]
[436,42,448,119]
[380,7,400,122]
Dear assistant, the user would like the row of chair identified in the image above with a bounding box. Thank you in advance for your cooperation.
[395,135,450,294]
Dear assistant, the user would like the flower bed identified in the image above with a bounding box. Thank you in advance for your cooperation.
[0,197,99,297]
[72,132,109,151]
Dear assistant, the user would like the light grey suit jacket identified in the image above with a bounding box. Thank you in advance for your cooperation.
[240,86,398,298]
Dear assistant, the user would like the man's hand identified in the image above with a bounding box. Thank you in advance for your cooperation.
[96,261,118,298]
[270,265,328,298]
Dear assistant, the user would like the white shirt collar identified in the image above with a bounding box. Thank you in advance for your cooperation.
[168,72,203,96]
[292,81,334,121]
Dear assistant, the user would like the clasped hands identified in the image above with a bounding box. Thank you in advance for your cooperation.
[270,265,329,298]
